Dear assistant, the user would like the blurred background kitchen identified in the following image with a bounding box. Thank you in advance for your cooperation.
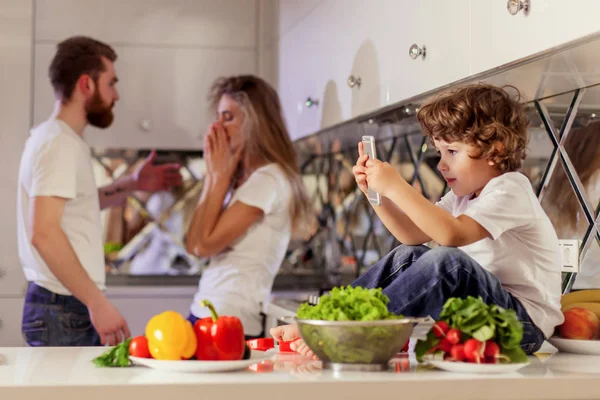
[1,0,599,345]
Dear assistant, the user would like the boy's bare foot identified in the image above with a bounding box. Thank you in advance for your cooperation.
[270,325,319,360]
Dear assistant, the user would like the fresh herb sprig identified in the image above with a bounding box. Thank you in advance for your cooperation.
[92,338,132,368]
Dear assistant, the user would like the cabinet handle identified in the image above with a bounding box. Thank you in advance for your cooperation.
[139,119,152,132]
[0,318,3,330]
[0,267,5,279]
[409,44,426,60]
[507,0,529,15]
[347,75,362,89]
[305,97,319,108]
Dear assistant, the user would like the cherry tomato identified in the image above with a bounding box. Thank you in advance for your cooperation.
[129,336,151,358]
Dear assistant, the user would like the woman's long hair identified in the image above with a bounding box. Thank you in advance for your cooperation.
[543,120,600,236]
[208,75,313,236]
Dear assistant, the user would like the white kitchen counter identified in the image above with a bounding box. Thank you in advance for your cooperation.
[2,345,600,400]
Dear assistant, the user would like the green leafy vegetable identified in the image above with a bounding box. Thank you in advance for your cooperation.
[104,242,124,254]
[296,286,406,364]
[92,338,132,367]
[415,296,528,364]
[297,286,403,321]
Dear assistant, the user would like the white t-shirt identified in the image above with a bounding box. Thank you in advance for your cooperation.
[436,172,564,338]
[17,118,105,295]
[190,163,292,336]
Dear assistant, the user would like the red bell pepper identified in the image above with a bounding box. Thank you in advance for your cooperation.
[194,300,245,360]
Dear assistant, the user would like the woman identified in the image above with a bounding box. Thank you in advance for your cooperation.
[185,75,313,339]
[542,120,600,290]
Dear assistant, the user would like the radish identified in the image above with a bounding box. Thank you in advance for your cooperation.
[484,341,500,358]
[446,328,461,345]
[438,337,452,353]
[463,339,483,363]
[433,321,449,338]
[449,344,465,362]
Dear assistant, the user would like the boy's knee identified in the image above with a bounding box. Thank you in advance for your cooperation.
[418,246,468,271]
[392,244,429,258]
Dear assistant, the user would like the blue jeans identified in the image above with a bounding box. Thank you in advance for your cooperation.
[22,283,101,347]
[352,245,546,354]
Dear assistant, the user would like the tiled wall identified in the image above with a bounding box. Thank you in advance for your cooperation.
[293,85,600,292]
[95,84,600,294]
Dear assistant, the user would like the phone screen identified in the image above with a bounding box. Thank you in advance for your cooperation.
[361,136,381,206]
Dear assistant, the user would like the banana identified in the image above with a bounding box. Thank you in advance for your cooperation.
[561,289,600,309]
[561,302,600,318]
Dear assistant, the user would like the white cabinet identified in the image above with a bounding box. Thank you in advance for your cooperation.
[35,0,257,48]
[0,266,26,298]
[33,0,260,149]
[382,0,471,102]
[471,0,600,75]
[105,286,196,337]
[0,298,26,347]
[33,44,257,149]
[278,0,471,140]
[0,1,32,347]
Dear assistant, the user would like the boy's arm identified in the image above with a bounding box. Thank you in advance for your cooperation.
[371,197,432,245]
[386,179,491,247]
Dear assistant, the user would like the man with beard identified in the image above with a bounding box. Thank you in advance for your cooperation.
[17,36,182,347]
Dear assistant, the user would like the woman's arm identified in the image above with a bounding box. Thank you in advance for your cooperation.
[185,175,263,257]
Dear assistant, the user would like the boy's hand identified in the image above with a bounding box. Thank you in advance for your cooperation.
[352,142,369,195]
[365,159,401,197]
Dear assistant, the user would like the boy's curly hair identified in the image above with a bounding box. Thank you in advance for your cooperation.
[416,83,530,173]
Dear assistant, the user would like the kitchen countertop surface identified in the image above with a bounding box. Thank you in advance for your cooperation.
[2,344,600,400]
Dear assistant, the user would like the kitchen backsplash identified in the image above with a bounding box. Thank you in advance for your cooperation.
[95,84,600,293]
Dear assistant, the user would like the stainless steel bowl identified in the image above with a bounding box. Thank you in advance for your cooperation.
[295,317,417,371]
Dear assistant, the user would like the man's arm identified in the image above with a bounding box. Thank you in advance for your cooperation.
[98,150,182,210]
[98,174,136,209]
[386,179,491,247]
[30,196,130,345]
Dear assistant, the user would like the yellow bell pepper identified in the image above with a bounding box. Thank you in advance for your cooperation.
[145,311,197,360]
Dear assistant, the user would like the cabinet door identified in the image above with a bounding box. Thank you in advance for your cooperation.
[35,0,257,48]
[278,25,323,140]
[33,44,256,149]
[0,0,32,283]
[471,0,600,75]
[278,0,471,140]
[106,288,196,337]
[384,0,471,102]
[0,298,26,347]
[0,265,26,298]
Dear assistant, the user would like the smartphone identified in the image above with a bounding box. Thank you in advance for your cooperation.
[361,135,381,206]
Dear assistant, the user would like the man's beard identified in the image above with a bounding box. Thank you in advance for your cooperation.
[86,91,114,128]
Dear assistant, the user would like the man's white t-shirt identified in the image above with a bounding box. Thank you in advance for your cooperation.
[17,118,105,295]
[436,172,564,338]
[190,163,293,336]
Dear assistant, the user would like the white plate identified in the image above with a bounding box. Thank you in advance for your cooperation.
[129,351,274,373]
[548,337,600,355]
[423,355,530,374]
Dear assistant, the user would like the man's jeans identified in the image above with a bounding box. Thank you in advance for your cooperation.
[22,283,101,346]
[351,245,546,354]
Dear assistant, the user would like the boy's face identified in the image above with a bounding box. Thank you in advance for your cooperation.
[434,139,501,198]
